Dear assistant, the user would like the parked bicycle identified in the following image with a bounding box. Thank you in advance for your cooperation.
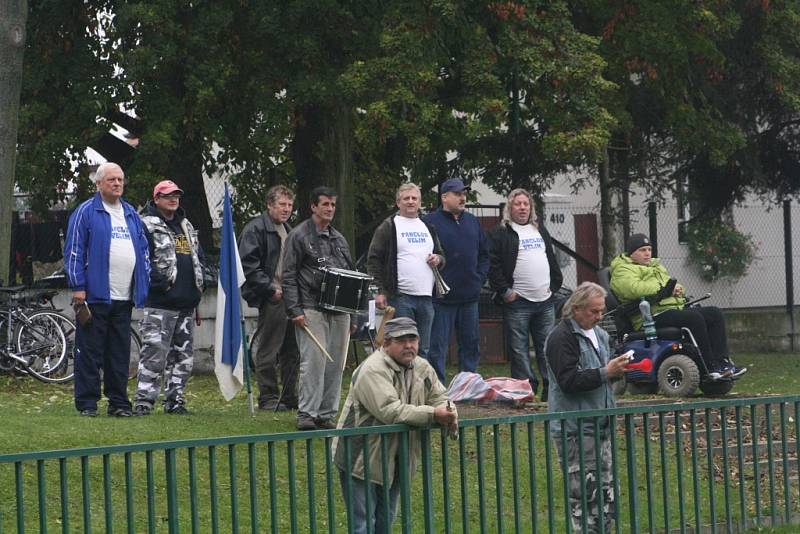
[0,286,69,383]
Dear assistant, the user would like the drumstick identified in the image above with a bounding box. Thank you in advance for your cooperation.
[302,324,335,363]
[375,306,396,345]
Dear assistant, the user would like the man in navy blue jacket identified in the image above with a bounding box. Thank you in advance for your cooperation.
[422,179,490,382]
[64,162,150,417]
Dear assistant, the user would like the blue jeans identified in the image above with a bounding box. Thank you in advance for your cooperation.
[339,469,400,534]
[389,294,434,358]
[428,300,480,383]
[74,300,134,412]
[503,297,555,394]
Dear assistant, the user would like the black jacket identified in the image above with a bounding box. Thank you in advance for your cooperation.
[282,218,354,318]
[238,212,292,308]
[366,214,446,298]
[487,221,563,304]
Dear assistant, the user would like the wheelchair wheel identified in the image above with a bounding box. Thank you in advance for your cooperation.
[128,328,142,380]
[699,380,733,397]
[657,354,700,397]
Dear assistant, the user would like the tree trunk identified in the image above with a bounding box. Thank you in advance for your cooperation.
[291,100,356,253]
[0,0,27,285]
[599,146,617,266]
[167,141,215,252]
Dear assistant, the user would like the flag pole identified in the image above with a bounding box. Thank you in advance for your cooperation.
[240,311,255,416]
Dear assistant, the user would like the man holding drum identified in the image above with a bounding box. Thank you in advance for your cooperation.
[367,182,446,360]
[282,186,357,431]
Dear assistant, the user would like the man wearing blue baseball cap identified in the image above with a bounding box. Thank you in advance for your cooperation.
[422,179,490,382]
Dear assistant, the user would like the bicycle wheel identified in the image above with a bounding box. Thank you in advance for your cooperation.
[21,310,75,383]
[14,312,69,383]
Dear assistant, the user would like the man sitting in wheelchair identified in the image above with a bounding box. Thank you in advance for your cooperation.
[609,233,746,381]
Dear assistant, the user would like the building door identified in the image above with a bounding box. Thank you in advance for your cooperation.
[574,214,599,284]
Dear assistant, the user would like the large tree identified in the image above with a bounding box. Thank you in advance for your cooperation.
[0,0,27,285]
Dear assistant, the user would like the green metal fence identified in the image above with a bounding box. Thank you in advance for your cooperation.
[1,395,798,533]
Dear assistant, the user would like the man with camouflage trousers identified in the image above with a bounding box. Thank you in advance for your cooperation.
[544,282,630,533]
[133,180,204,416]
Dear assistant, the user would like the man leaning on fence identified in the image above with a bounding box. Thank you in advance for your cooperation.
[133,180,205,416]
[544,282,629,533]
[64,162,150,418]
[333,317,458,534]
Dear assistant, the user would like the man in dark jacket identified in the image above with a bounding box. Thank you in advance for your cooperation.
[367,182,445,359]
[422,178,490,383]
[544,282,629,534]
[488,188,562,400]
[282,186,356,430]
[238,185,299,411]
[133,180,204,416]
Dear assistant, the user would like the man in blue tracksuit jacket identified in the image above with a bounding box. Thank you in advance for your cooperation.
[422,179,490,382]
[64,162,150,417]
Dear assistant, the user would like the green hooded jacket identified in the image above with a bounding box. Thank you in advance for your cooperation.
[609,254,685,330]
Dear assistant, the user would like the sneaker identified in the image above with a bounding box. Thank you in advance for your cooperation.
[314,418,337,430]
[79,408,97,417]
[707,367,732,381]
[726,365,748,379]
[259,399,290,412]
[108,407,132,417]
[296,412,317,431]
[165,405,190,415]
[133,405,152,417]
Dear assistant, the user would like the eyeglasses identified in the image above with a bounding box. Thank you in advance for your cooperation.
[157,193,182,200]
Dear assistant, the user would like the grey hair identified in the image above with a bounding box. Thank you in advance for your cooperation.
[395,182,421,202]
[561,282,606,320]
[266,185,294,206]
[502,188,538,228]
[94,162,124,184]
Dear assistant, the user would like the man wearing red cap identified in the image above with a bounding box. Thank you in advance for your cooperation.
[133,180,205,416]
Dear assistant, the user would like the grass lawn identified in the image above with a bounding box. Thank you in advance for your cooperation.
[0,352,797,533]
[0,352,797,453]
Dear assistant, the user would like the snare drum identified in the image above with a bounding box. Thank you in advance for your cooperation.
[318,267,373,314]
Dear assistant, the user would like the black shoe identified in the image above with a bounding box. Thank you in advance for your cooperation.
[296,412,317,431]
[79,408,97,417]
[314,418,336,430]
[133,405,152,417]
[259,399,290,412]
[108,407,132,417]
[165,405,190,415]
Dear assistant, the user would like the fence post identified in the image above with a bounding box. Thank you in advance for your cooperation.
[648,202,658,257]
[783,200,795,351]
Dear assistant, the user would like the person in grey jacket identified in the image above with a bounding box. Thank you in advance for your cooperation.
[239,185,299,411]
[367,182,445,359]
[282,186,356,431]
[544,282,629,534]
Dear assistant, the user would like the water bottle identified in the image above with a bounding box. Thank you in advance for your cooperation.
[639,298,657,346]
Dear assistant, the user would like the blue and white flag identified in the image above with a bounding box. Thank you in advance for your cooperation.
[214,183,246,401]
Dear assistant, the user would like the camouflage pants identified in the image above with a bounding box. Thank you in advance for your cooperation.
[134,308,194,410]
[555,433,615,534]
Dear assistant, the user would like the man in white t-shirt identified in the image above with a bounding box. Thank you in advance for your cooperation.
[488,188,563,401]
[367,183,446,359]
[64,162,150,417]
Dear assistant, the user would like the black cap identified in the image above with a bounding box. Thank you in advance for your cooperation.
[440,179,471,194]
[626,233,651,256]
